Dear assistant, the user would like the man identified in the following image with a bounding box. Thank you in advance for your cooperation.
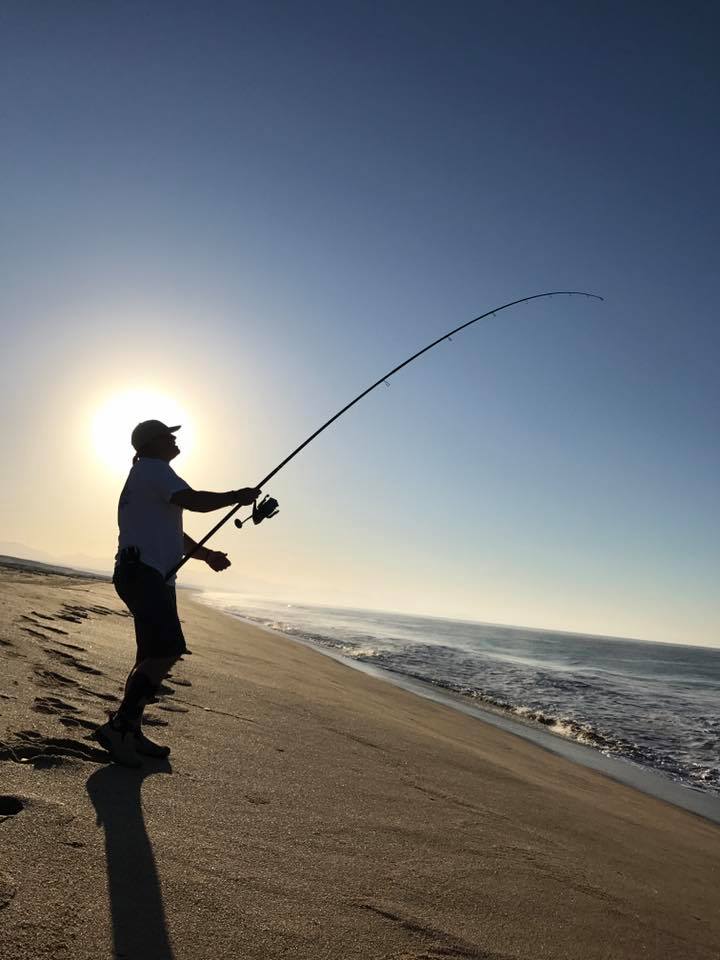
[96,419,259,767]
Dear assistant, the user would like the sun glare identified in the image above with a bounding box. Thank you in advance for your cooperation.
[91,389,194,475]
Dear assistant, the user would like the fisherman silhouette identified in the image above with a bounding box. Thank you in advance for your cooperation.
[95,419,259,766]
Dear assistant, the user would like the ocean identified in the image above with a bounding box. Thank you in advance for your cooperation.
[199,593,720,800]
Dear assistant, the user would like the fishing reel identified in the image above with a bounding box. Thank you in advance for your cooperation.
[234,495,279,530]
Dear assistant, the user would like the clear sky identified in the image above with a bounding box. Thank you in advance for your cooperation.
[1,1,718,646]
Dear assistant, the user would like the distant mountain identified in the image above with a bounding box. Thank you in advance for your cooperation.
[0,541,111,577]
[64,552,113,575]
[0,554,110,581]
[0,541,58,565]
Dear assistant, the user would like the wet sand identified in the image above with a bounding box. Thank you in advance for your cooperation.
[1,560,719,959]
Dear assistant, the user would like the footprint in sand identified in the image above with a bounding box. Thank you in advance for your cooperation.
[60,604,89,619]
[86,605,117,616]
[33,696,81,716]
[142,715,169,727]
[171,678,192,687]
[21,627,51,640]
[0,731,108,766]
[66,604,113,617]
[0,796,24,816]
[36,623,70,636]
[158,704,188,713]
[81,687,119,703]
[34,668,80,689]
[62,603,119,621]
[58,716,101,733]
[33,668,119,704]
[20,616,69,636]
[42,647,103,676]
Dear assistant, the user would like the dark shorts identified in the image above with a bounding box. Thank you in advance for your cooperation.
[113,558,186,662]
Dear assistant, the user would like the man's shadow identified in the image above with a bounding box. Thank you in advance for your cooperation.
[86,760,175,960]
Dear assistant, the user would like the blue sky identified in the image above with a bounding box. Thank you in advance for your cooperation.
[1,2,718,645]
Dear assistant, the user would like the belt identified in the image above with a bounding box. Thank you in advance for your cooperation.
[117,546,141,564]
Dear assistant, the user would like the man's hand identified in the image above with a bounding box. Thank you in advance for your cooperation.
[206,550,231,572]
[234,487,261,507]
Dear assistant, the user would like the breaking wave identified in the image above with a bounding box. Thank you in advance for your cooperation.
[204,597,720,797]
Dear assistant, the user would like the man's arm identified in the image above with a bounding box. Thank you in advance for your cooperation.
[182,533,232,571]
[171,487,259,512]
[183,533,210,561]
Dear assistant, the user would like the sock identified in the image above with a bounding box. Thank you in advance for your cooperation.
[113,671,159,730]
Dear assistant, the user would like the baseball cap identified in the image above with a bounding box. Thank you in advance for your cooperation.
[131,420,181,451]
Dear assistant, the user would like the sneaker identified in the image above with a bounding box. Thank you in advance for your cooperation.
[95,720,142,768]
[134,731,171,758]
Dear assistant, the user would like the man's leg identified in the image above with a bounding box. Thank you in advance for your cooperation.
[113,655,179,730]
[102,562,185,766]
[97,657,179,766]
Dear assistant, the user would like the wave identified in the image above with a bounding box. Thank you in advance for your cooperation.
[209,603,720,797]
[352,658,720,793]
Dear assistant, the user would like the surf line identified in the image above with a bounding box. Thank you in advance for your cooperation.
[166,290,603,581]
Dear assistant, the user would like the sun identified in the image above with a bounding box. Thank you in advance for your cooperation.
[91,388,194,474]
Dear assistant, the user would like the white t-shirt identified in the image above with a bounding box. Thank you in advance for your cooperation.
[116,458,191,582]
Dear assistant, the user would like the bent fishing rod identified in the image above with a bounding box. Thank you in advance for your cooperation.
[165,290,602,581]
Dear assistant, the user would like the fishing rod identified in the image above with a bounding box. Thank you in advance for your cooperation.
[165,290,602,580]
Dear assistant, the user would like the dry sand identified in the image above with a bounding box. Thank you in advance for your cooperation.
[1,560,719,960]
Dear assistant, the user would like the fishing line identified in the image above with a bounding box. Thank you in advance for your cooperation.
[166,290,602,580]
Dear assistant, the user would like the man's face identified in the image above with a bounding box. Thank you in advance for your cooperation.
[142,431,180,462]
[136,430,181,462]
[160,432,180,461]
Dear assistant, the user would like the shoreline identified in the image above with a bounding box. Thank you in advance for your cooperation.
[1,554,716,821]
[198,597,720,826]
[2,562,720,959]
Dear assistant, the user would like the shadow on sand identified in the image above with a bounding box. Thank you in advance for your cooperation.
[86,760,175,960]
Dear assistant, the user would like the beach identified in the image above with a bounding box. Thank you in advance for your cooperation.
[1,561,719,960]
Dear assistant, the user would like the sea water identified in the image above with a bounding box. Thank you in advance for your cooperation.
[199,593,720,799]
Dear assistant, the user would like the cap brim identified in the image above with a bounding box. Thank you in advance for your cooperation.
[168,425,181,433]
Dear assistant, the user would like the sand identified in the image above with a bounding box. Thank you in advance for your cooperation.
[1,561,719,960]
